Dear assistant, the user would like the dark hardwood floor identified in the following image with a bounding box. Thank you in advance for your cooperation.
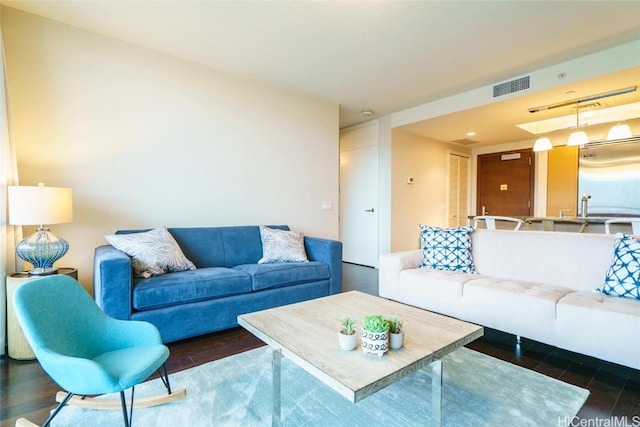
[2,263,639,426]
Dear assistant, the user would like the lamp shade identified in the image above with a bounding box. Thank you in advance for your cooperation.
[607,123,632,141]
[533,137,552,152]
[567,131,589,147]
[8,184,73,226]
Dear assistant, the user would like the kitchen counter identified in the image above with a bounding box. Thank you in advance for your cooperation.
[470,216,634,234]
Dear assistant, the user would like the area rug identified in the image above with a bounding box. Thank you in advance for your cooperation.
[51,346,588,426]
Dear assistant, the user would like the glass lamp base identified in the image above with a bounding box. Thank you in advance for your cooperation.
[15,227,69,275]
[26,266,60,276]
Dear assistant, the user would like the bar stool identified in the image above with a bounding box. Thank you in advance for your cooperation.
[604,218,640,235]
[473,215,525,231]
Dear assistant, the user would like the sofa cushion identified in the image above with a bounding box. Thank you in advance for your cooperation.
[597,233,640,300]
[258,226,308,263]
[106,226,196,278]
[394,268,477,319]
[132,267,251,311]
[461,277,575,343]
[419,225,475,273]
[234,262,329,291]
[556,291,640,369]
[470,229,616,293]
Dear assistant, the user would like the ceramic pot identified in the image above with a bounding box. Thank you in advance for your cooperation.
[390,331,404,349]
[338,331,358,351]
[361,329,389,356]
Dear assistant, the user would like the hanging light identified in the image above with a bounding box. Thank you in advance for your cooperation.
[533,137,552,152]
[567,102,589,146]
[567,131,588,146]
[607,123,632,140]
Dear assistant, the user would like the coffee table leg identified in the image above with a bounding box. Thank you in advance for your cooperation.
[431,359,442,427]
[272,349,282,427]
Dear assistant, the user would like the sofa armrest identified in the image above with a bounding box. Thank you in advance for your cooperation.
[304,236,343,295]
[93,245,133,320]
[379,250,422,300]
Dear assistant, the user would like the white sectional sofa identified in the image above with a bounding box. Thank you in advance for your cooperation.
[379,229,640,370]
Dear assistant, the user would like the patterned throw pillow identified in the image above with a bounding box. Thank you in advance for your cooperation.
[597,233,640,300]
[419,225,475,273]
[258,226,308,264]
[105,226,196,278]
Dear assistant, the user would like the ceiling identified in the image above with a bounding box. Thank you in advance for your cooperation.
[3,1,640,146]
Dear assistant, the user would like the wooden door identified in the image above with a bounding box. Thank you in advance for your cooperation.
[546,145,579,217]
[477,149,534,217]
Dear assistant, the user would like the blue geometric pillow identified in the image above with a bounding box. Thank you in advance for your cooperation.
[597,233,640,300]
[419,225,475,273]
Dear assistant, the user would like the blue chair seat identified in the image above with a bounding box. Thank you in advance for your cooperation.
[92,345,170,393]
[13,275,182,427]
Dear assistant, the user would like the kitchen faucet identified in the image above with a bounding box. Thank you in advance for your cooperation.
[580,193,591,218]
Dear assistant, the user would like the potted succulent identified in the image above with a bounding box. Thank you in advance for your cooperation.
[338,316,358,351]
[361,314,390,356]
[388,315,404,349]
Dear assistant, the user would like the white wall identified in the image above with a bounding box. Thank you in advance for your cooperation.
[2,7,339,289]
[390,130,470,252]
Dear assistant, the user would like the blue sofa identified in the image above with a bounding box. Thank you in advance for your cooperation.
[93,225,342,343]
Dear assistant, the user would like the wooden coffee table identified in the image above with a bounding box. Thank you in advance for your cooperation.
[238,291,483,426]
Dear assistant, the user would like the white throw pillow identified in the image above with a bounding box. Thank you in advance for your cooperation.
[258,226,308,264]
[597,233,640,300]
[419,224,475,274]
[105,226,196,278]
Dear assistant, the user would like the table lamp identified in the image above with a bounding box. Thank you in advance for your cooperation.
[8,183,73,275]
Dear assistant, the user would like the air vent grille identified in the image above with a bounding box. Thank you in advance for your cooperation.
[452,138,479,146]
[493,76,530,98]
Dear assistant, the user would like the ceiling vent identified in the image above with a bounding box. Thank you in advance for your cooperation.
[452,138,479,146]
[573,101,603,110]
[493,76,531,98]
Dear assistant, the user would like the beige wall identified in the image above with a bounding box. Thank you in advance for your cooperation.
[2,7,339,289]
[390,129,470,252]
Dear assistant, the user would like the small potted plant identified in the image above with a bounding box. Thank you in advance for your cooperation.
[338,316,358,351]
[388,315,404,349]
[361,314,390,356]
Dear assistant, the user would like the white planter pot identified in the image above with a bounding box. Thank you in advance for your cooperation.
[361,329,389,356]
[338,331,358,351]
[390,331,404,349]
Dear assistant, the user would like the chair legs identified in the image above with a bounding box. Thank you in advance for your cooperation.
[42,392,74,427]
[158,363,172,394]
[118,363,172,427]
[120,388,133,427]
[27,363,184,427]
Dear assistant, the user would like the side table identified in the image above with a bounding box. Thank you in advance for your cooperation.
[6,268,78,360]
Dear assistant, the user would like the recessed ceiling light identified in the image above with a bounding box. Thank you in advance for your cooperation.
[466,132,476,137]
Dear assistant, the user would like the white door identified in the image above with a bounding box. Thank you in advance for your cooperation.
[448,152,470,228]
[340,123,379,267]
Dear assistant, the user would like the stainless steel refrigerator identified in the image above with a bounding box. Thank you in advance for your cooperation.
[578,138,640,216]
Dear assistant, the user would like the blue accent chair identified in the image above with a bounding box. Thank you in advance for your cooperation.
[12,275,185,427]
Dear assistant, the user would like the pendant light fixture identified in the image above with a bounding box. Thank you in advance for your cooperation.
[533,137,552,152]
[607,122,632,140]
[567,102,589,146]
